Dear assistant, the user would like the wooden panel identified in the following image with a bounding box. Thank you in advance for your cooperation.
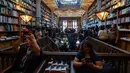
[118,40,126,50]
[126,42,130,52]
[0,41,12,49]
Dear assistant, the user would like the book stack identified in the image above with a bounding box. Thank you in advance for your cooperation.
[44,60,69,73]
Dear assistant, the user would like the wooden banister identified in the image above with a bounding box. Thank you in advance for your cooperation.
[38,36,60,51]
[42,51,130,73]
[87,37,130,54]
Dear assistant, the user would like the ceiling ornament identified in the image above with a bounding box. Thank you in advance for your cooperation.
[42,0,95,17]
[54,9,86,17]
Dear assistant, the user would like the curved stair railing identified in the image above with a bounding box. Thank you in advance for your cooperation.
[86,37,130,54]
[38,36,60,52]
[39,37,130,73]
[0,37,130,73]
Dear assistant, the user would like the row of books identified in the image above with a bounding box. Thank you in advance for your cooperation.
[101,0,116,10]
[107,19,117,25]
[0,36,19,41]
[0,24,19,31]
[0,15,18,24]
[41,5,50,14]
[106,17,130,25]
[119,6,130,15]
[21,0,36,7]
[108,12,116,19]
[0,0,35,12]
[0,7,18,17]
[20,0,36,11]
[120,17,130,23]
[108,2,130,18]
[0,1,34,15]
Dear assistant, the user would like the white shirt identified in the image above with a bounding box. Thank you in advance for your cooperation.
[98,30,107,40]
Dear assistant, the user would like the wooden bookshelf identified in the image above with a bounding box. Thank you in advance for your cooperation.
[86,0,130,51]
[86,0,97,27]
[104,0,130,51]
[41,1,51,29]
[0,0,36,51]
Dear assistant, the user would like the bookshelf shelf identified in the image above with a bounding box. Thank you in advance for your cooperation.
[22,0,36,8]
[112,4,130,12]
[106,22,130,26]
[119,29,130,32]
[21,6,33,12]
[118,22,130,25]
[0,38,19,42]
[21,24,32,26]
[106,16,117,21]
[41,2,51,27]
[0,31,19,33]
[0,22,18,25]
[120,38,130,42]
[119,12,130,18]
[0,46,13,52]
[0,13,18,18]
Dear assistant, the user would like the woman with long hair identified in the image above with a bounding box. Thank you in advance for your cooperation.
[73,40,103,73]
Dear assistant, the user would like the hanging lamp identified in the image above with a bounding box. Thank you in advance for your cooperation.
[20,14,32,22]
[96,11,109,21]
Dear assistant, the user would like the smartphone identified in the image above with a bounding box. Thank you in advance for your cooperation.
[85,57,91,62]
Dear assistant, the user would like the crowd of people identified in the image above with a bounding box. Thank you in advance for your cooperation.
[53,24,119,52]
[84,24,119,46]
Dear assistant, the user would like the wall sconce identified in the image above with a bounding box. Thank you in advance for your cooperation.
[20,14,32,22]
[96,11,109,21]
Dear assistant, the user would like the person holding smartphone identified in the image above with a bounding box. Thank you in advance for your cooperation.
[73,40,103,73]
[4,27,43,73]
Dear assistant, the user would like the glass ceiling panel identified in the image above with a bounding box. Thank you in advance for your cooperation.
[55,0,82,7]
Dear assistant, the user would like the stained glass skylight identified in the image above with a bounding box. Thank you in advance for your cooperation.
[55,0,82,7]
